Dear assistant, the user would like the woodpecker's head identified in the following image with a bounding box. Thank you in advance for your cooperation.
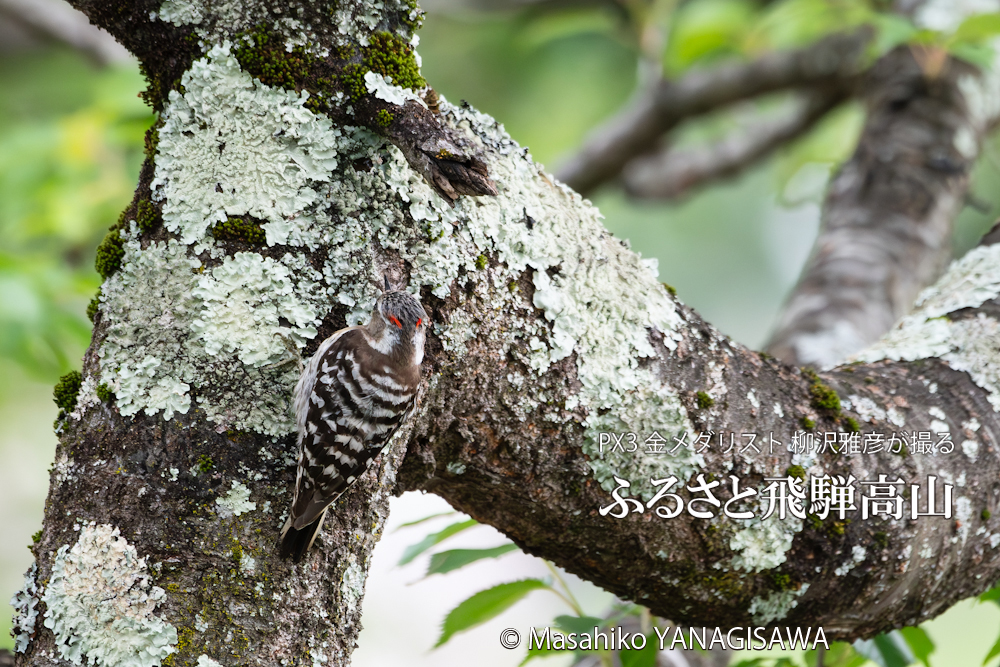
[367,289,428,365]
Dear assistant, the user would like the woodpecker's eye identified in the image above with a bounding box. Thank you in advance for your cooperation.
[416,318,422,328]
[389,315,402,328]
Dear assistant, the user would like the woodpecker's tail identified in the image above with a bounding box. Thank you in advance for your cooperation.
[279,510,328,562]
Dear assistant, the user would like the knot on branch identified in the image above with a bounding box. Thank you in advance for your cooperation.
[389,101,499,202]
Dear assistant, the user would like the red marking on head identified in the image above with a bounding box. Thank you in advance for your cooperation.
[389,315,402,328]
[416,318,422,328]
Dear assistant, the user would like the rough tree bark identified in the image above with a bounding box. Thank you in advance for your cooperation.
[765,45,1000,368]
[10,2,1000,667]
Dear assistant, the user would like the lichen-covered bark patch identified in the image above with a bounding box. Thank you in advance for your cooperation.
[855,243,1000,410]
[379,98,694,495]
[191,252,320,366]
[152,43,341,246]
[10,561,40,653]
[41,523,178,667]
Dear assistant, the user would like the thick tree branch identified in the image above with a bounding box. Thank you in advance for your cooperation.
[621,89,848,200]
[765,47,1000,368]
[556,30,871,196]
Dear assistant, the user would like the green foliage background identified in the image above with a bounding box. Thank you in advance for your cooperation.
[4,1,1000,664]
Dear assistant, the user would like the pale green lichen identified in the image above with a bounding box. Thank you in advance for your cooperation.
[152,43,341,246]
[52,453,77,486]
[730,515,803,573]
[339,554,366,622]
[98,237,198,421]
[195,656,222,667]
[331,0,418,46]
[67,376,101,421]
[154,0,207,26]
[847,395,886,423]
[98,46,367,432]
[10,561,40,653]
[191,252,320,366]
[240,553,256,576]
[748,584,809,625]
[41,523,178,667]
[215,481,256,518]
[855,243,1000,410]
[912,244,1000,317]
[833,545,866,577]
[435,308,478,354]
[98,235,305,429]
[153,1,323,50]
[364,70,427,107]
[859,314,1000,410]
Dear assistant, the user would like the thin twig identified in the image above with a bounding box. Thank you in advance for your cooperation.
[556,29,871,195]
[622,88,848,200]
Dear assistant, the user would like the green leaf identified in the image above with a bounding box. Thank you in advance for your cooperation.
[619,633,658,667]
[394,511,456,530]
[980,585,1000,603]
[517,8,616,51]
[435,579,550,648]
[398,518,478,566]
[810,641,869,667]
[519,641,570,665]
[899,626,934,667]
[554,615,607,635]
[854,631,915,667]
[949,41,998,70]
[984,633,1000,666]
[425,543,519,575]
[664,0,757,73]
[871,14,919,59]
[952,13,1000,44]
[748,0,874,51]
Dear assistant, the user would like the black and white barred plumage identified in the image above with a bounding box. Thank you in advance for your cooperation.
[279,288,428,561]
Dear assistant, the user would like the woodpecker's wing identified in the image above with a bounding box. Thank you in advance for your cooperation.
[292,325,360,442]
[278,399,413,561]
[287,328,419,531]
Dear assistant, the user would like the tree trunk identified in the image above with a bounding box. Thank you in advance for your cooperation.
[11,2,1000,667]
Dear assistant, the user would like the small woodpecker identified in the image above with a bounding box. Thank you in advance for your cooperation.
[280,284,427,561]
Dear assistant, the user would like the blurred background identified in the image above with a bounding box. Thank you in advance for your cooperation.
[3,0,1000,665]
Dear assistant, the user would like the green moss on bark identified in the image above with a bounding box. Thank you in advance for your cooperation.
[95,229,125,279]
[785,465,806,480]
[53,371,82,412]
[210,217,266,244]
[96,383,114,403]
[364,32,425,91]
[340,63,367,102]
[233,28,313,91]
[135,199,160,233]
[809,382,841,413]
[87,293,100,323]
